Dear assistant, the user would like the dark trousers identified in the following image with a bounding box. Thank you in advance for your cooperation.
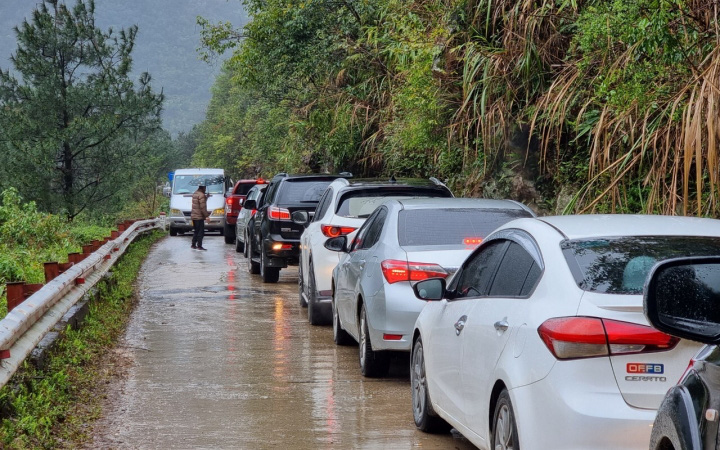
[192,219,205,247]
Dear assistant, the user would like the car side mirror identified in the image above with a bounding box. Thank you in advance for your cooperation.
[292,210,310,226]
[644,256,720,345]
[243,199,257,210]
[324,236,348,253]
[413,278,446,301]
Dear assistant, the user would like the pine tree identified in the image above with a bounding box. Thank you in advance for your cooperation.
[0,0,164,219]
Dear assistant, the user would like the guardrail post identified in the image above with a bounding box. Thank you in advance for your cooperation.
[24,284,42,299]
[44,262,60,283]
[6,282,25,311]
[59,262,73,274]
[111,230,119,239]
[68,252,82,264]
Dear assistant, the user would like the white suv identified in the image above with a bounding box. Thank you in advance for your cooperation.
[295,178,453,325]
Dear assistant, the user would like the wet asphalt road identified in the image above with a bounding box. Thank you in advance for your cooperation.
[92,235,475,449]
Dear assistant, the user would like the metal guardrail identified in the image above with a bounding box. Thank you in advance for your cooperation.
[0,218,163,389]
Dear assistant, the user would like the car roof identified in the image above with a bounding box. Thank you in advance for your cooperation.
[174,168,224,175]
[537,214,720,239]
[273,174,348,182]
[392,197,533,211]
[330,177,447,188]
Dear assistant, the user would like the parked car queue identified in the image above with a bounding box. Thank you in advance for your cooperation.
[220,172,720,450]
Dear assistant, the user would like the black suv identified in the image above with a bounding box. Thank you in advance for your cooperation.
[245,173,350,282]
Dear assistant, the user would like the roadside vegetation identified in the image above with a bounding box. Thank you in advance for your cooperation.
[194,0,720,216]
[0,231,163,448]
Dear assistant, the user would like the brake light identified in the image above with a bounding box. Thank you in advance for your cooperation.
[269,206,291,221]
[464,237,483,246]
[380,259,448,284]
[321,225,357,238]
[538,317,679,360]
[250,209,257,217]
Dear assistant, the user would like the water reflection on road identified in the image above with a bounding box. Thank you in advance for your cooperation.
[90,235,474,449]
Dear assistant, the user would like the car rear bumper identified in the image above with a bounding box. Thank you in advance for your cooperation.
[366,282,425,352]
[509,358,655,450]
[262,235,300,267]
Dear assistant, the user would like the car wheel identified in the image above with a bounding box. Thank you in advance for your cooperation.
[169,227,178,237]
[235,233,244,253]
[411,337,451,433]
[260,247,280,283]
[332,292,353,346]
[308,261,329,325]
[298,266,308,308]
[224,224,234,244]
[247,239,260,274]
[359,304,389,377]
[492,389,520,450]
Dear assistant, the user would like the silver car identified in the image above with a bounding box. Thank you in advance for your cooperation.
[326,198,535,377]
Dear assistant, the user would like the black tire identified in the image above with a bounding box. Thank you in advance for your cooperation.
[492,390,520,450]
[247,239,260,274]
[332,291,353,346]
[169,227,178,237]
[224,224,234,244]
[235,233,244,253]
[359,304,389,377]
[298,266,308,307]
[308,261,330,325]
[260,248,280,283]
[411,337,451,433]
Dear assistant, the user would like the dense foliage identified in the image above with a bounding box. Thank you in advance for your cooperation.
[195,0,720,216]
[0,189,111,315]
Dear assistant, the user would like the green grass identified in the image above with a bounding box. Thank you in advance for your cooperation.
[0,231,163,448]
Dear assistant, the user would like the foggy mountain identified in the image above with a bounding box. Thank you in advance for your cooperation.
[0,0,247,135]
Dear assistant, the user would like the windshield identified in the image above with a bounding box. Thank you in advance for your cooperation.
[173,175,224,195]
[562,236,720,294]
[398,208,532,247]
[336,188,451,218]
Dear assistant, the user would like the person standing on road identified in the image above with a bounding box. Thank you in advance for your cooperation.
[191,184,210,250]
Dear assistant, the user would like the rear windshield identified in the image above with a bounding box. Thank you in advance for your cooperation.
[233,183,257,196]
[398,208,531,247]
[562,236,720,294]
[336,188,451,218]
[277,180,333,205]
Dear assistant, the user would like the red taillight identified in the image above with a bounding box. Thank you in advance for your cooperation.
[464,237,483,246]
[269,206,291,221]
[380,259,448,284]
[226,197,232,206]
[321,225,357,238]
[383,334,403,341]
[538,317,679,360]
[250,209,257,217]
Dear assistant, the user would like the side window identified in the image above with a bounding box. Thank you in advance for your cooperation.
[264,181,279,205]
[356,208,387,250]
[453,240,508,299]
[489,242,540,297]
[313,188,333,222]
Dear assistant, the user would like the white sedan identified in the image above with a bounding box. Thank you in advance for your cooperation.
[411,215,720,450]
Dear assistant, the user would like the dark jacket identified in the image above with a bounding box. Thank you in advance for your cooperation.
[191,189,209,220]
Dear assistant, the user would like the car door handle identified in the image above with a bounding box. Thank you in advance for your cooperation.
[454,315,467,336]
[494,319,509,332]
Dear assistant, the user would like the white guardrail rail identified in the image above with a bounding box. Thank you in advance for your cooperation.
[0,217,164,389]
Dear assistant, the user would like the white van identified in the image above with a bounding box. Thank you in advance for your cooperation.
[168,168,229,236]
